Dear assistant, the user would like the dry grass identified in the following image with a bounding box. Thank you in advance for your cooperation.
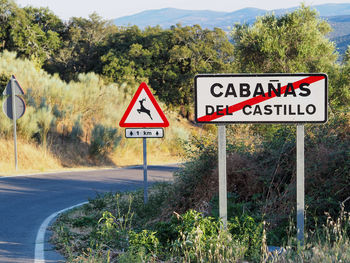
[0,138,62,175]
[0,137,115,176]
[112,115,198,166]
[0,51,202,173]
[112,133,186,166]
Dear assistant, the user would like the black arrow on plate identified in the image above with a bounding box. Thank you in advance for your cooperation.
[130,131,133,136]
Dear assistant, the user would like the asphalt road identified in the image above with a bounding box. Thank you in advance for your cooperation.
[0,165,178,263]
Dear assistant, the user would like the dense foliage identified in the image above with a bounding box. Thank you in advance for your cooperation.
[0,0,234,115]
[233,6,337,73]
[2,2,348,115]
[52,181,350,262]
[99,25,234,112]
[52,188,265,262]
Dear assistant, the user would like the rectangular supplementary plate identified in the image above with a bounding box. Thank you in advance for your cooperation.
[125,128,164,138]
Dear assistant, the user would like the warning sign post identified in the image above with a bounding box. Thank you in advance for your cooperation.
[119,82,169,204]
[195,73,328,244]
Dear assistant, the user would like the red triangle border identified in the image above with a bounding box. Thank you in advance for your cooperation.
[119,82,169,127]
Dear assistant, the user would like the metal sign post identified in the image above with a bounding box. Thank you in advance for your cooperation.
[2,75,26,171]
[296,124,305,245]
[11,78,18,170]
[218,124,227,228]
[143,138,148,204]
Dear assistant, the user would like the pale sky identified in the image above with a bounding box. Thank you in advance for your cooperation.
[15,0,350,20]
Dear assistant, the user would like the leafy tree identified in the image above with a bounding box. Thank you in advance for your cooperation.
[0,0,18,50]
[153,25,234,113]
[23,6,65,35]
[327,45,350,111]
[47,13,117,81]
[232,5,350,112]
[344,45,350,63]
[1,4,62,65]
[100,24,234,115]
[100,25,146,82]
[232,5,337,73]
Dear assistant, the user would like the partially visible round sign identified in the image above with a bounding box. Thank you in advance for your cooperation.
[2,96,26,120]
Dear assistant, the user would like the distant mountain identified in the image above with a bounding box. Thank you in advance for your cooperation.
[114,4,350,29]
[113,3,350,54]
[113,8,265,29]
[326,15,350,38]
[332,33,350,55]
[311,3,350,16]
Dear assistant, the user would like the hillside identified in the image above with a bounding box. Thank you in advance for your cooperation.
[325,15,350,55]
[114,4,350,54]
[332,33,350,55]
[0,51,194,174]
[114,7,265,29]
[114,4,350,29]
[326,15,350,38]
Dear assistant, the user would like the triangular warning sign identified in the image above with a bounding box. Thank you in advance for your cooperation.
[119,82,169,127]
[3,75,25,96]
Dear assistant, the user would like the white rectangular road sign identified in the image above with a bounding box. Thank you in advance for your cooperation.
[195,74,328,124]
[125,128,164,138]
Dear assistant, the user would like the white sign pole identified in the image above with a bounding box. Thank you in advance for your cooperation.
[296,124,305,245]
[11,78,18,171]
[143,137,148,204]
[218,124,227,228]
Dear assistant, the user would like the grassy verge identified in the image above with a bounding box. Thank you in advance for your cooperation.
[0,138,61,175]
[51,183,263,262]
[50,113,349,262]
[51,183,350,262]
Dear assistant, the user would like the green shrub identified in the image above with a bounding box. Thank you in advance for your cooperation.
[25,88,37,108]
[168,113,349,250]
[128,229,159,256]
[0,73,10,94]
[70,116,83,140]
[17,106,39,141]
[171,210,248,262]
[0,98,13,138]
[36,106,55,147]
[89,124,121,156]
[117,248,149,263]
[97,211,123,247]
[269,207,350,262]
[228,214,264,261]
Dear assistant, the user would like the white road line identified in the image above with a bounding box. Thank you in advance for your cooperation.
[34,202,88,263]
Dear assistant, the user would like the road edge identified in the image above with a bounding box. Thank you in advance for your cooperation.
[1,164,181,179]
[34,201,88,263]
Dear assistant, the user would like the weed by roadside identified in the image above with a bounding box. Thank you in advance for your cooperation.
[51,182,350,262]
[51,184,263,262]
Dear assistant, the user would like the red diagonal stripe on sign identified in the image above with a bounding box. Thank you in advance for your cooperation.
[197,75,325,122]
